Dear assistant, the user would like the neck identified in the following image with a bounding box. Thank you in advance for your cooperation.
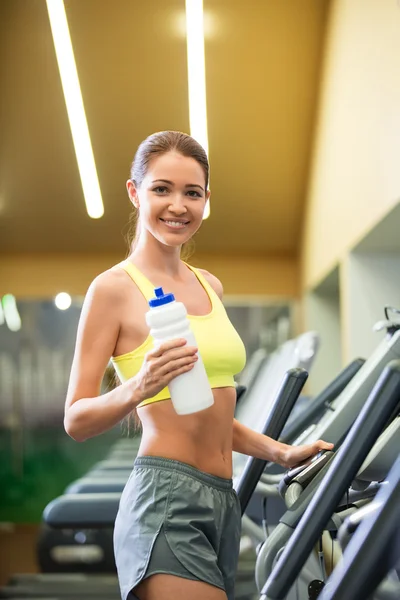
[130,230,184,277]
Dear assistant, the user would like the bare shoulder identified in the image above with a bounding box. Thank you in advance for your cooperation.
[197,268,224,300]
[82,266,136,318]
[86,266,127,304]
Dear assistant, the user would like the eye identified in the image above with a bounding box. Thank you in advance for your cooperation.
[186,190,202,198]
[153,186,169,194]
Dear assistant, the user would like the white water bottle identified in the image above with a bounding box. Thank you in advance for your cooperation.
[145,287,214,415]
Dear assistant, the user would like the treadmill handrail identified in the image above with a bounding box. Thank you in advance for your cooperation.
[260,359,400,600]
[319,454,400,600]
[279,358,365,444]
[278,450,334,499]
[235,368,308,515]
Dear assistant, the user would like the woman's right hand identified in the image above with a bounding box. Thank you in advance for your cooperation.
[133,339,198,403]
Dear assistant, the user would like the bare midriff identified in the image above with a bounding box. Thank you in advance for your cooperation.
[112,264,238,479]
[137,387,236,479]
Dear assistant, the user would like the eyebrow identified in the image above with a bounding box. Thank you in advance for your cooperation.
[152,179,205,192]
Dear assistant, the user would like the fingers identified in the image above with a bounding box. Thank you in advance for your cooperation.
[164,362,197,383]
[283,439,335,469]
[302,440,334,461]
[147,344,198,371]
[149,340,198,364]
[150,338,188,358]
[158,346,198,368]
[315,440,334,451]
[158,353,198,376]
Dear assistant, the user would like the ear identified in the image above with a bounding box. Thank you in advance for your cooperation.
[126,179,140,209]
[205,189,211,203]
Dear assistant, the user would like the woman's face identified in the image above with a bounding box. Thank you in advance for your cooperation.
[127,151,210,247]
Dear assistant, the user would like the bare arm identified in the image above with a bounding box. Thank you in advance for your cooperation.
[232,419,333,468]
[64,271,140,442]
[232,419,286,464]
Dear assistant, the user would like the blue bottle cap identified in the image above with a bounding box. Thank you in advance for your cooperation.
[148,287,175,308]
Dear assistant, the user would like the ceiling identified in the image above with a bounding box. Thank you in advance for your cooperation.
[0,0,330,256]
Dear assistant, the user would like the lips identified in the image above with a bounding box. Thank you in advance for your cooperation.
[160,218,190,229]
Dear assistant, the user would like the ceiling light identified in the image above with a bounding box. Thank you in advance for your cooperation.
[185,0,210,220]
[55,292,72,310]
[46,0,104,219]
[2,295,22,332]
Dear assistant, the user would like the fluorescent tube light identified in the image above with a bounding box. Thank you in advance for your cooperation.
[185,0,210,219]
[46,0,104,219]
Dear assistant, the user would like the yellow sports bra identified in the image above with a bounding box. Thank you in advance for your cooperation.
[111,260,247,408]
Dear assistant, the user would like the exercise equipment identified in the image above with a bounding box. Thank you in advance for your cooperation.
[258,359,400,599]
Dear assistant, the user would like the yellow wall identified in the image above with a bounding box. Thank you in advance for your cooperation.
[301,0,400,290]
[0,253,299,299]
[193,253,299,298]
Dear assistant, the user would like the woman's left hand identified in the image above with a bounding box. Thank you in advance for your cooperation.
[279,440,334,469]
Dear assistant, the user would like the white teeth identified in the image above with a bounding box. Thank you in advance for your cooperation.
[163,220,188,228]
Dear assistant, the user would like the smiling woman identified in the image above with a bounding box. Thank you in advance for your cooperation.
[126,131,210,254]
[64,130,332,600]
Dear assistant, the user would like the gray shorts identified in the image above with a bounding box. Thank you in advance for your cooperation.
[113,456,241,600]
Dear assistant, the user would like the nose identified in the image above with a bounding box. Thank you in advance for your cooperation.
[168,194,188,215]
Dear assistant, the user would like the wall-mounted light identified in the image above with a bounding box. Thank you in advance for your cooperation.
[2,295,21,332]
[185,0,210,220]
[55,292,72,310]
[46,0,104,219]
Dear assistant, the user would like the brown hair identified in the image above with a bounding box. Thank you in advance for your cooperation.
[125,131,209,255]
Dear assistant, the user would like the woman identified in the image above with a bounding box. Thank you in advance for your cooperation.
[64,131,333,600]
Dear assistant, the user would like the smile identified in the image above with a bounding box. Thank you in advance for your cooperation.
[160,219,190,229]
